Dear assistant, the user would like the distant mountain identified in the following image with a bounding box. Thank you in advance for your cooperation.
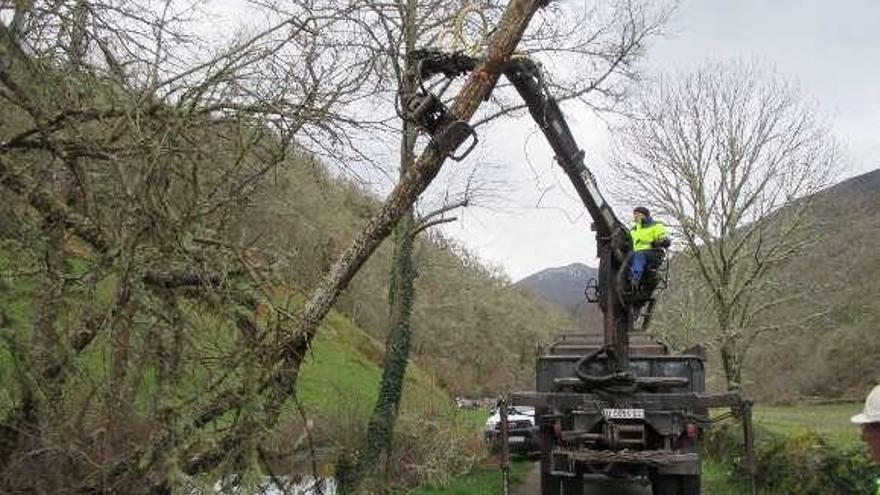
[515,262,598,309]
[516,262,603,335]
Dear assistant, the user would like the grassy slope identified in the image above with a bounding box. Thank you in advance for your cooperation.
[753,402,862,449]
[297,309,452,418]
[703,401,867,495]
[708,403,863,449]
[0,247,453,420]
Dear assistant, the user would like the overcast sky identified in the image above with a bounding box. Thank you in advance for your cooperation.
[202,0,879,281]
[437,0,880,281]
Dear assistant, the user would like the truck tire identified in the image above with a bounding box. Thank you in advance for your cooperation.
[651,474,701,495]
[561,475,583,495]
[679,475,700,495]
[540,471,561,495]
[651,475,678,495]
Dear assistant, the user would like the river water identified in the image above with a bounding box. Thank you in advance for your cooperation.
[185,476,337,495]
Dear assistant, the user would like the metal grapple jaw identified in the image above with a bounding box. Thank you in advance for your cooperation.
[402,50,480,161]
[405,92,446,135]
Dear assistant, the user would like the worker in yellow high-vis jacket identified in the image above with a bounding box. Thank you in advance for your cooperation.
[629,206,670,288]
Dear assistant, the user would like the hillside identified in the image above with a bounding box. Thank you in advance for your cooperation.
[515,262,602,334]
[744,167,880,401]
[243,165,573,396]
[650,168,880,401]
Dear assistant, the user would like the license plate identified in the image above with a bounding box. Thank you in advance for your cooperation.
[508,436,525,443]
[602,408,645,419]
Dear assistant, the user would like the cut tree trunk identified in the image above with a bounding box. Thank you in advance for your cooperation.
[98,0,549,488]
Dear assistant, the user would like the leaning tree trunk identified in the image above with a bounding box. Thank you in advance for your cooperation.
[250,0,549,470]
[90,0,548,488]
[284,0,545,401]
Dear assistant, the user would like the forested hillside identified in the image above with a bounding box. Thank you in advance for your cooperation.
[0,4,571,489]
[744,168,880,401]
[650,168,880,401]
[237,159,572,395]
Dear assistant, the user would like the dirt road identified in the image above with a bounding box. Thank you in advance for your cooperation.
[512,463,651,495]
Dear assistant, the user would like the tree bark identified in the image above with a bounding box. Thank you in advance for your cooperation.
[720,340,741,392]
[93,1,547,488]
[337,8,421,487]
[274,0,545,404]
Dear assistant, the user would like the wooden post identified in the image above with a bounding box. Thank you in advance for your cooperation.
[500,397,510,495]
[741,400,757,495]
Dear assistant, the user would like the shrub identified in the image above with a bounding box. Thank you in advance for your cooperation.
[382,413,484,490]
[704,423,880,495]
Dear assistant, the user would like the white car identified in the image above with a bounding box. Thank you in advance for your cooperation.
[483,406,538,454]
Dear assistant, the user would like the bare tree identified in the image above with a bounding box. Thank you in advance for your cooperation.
[612,61,838,391]
[0,0,669,491]
[315,1,673,491]
[0,0,379,491]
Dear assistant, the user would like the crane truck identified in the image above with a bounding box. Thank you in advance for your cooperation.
[404,50,756,495]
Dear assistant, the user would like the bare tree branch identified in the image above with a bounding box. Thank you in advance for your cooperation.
[614,61,838,391]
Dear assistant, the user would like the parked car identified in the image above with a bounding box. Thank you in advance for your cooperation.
[483,405,538,454]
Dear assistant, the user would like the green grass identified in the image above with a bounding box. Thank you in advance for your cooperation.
[0,248,38,415]
[296,317,385,416]
[403,459,532,495]
[0,238,453,427]
[702,459,749,495]
[455,409,491,428]
[753,402,862,448]
[297,309,452,418]
[704,401,872,494]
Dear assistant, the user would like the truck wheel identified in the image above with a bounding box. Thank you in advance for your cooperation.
[651,475,677,495]
[679,475,700,495]
[540,471,561,495]
[561,475,583,495]
[651,474,701,495]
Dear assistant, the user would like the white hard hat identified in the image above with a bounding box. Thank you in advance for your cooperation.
[851,385,880,424]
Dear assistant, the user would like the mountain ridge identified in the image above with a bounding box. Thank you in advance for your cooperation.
[515,262,598,309]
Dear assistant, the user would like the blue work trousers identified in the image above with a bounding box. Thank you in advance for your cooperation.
[630,250,658,283]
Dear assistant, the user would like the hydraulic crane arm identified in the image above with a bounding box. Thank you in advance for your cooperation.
[502,58,624,240]
[404,50,637,374]
[501,58,634,373]
[404,50,625,239]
